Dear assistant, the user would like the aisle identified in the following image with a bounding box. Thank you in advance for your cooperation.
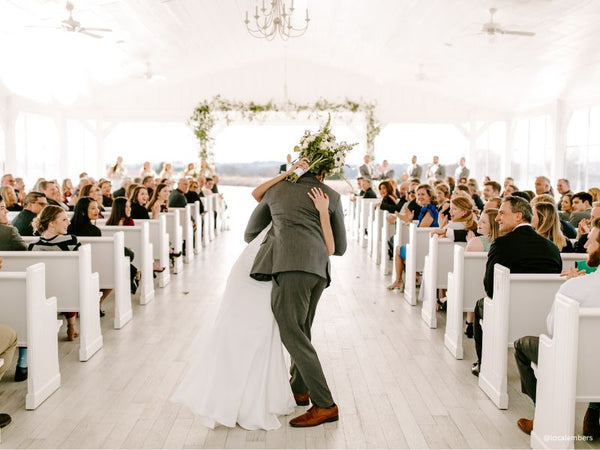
[0,187,595,449]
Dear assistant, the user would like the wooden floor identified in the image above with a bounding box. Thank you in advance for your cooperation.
[1,186,598,449]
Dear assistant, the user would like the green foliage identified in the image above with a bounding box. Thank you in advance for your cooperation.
[188,96,380,160]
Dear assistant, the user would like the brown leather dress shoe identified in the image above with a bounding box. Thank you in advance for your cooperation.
[583,407,600,439]
[517,418,533,435]
[289,404,339,428]
[293,392,310,406]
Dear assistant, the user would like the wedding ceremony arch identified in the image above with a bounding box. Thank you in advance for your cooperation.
[188,96,380,160]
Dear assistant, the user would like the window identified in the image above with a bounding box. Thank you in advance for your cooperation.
[474,122,506,183]
[566,106,600,191]
[511,115,553,190]
[15,112,60,185]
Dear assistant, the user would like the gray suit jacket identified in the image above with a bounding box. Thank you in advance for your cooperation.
[407,165,422,180]
[426,163,445,181]
[0,224,27,251]
[244,173,347,285]
[454,166,470,180]
[359,164,373,179]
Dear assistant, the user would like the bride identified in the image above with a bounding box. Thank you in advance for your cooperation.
[170,158,336,430]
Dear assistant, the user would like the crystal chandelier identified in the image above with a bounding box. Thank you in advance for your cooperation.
[244,0,310,41]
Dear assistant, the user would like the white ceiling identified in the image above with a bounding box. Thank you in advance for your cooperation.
[1,0,600,120]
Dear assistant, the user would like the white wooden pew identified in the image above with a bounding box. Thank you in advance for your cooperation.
[171,206,194,263]
[200,197,210,244]
[98,223,154,305]
[421,235,465,328]
[479,264,565,409]
[191,201,203,255]
[359,199,379,249]
[390,220,410,282]
[134,216,171,288]
[0,245,103,361]
[354,197,363,243]
[561,253,586,271]
[204,194,216,241]
[0,263,61,409]
[163,211,183,274]
[370,208,384,262]
[380,212,395,276]
[21,233,133,329]
[403,223,439,305]
[444,246,487,359]
[531,294,600,449]
[346,196,357,237]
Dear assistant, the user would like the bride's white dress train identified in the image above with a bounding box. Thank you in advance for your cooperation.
[170,227,295,430]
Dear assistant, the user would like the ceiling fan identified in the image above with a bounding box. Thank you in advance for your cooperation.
[27,1,113,39]
[481,8,535,37]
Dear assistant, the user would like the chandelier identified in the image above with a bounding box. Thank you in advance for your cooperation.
[244,0,310,41]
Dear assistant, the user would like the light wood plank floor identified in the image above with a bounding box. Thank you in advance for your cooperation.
[1,186,598,449]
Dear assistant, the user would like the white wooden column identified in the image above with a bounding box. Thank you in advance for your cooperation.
[502,119,515,181]
[551,99,571,182]
[3,96,17,174]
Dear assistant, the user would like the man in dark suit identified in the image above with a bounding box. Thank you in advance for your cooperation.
[360,178,377,199]
[112,177,132,198]
[11,192,47,236]
[168,178,189,208]
[471,196,562,376]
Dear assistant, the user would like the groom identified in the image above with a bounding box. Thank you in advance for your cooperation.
[244,170,347,427]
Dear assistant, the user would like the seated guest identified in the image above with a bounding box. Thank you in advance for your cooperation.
[589,187,600,204]
[559,193,573,220]
[574,201,600,253]
[168,178,189,208]
[503,184,518,197]
[67,197,101,237]
[387,184,438,290]
[462,208,501,337]
[112,177,132,198]
[79,183,105,217]
[142,176,155,199]
[0,194,27,251]
[534,175,553,196]
[125,183,140,200]
[467,180,485,210]
[482,181,501,202]
[514,217,600,437]
[105,197,146,290]
[556,178,573,210]
[148,183,169,219]
[435,183,451,220]
[40,180,68,211]
[484,196,502,211]
[569,191,594,227]
[212,174,221,194]
[14,177,26,205]
[185,180,205,214]
[202,178,215,197]
[0,186,22,211]
[29,206,80,340]
[359,178,377,199]
[129,186,150,220]
[531,201,574,253]
[471,196,562,376]
[11,192,47,236]
[62,179,74,206]
[377,180,399,213]
[99,180,113,207]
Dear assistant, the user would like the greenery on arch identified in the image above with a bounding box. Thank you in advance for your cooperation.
[188,95,380,160]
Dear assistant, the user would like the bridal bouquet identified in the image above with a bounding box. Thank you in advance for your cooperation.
[286,116,357,183]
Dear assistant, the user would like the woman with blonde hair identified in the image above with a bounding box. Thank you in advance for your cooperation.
[532,202,574,253]
[589,187,600,203]
[0,186,22,211]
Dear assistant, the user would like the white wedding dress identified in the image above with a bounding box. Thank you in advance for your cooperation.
[170,227,296,430]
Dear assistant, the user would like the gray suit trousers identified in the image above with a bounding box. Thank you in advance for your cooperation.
[271,271,333,408]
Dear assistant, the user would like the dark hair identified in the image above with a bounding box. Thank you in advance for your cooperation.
[148,183,168,212]
[484,181,502,194]
[142,176,154,185]
[69,197,97,234]
[593,217,600,244]
[130,185,148,204]
[23,191,47,206]
[106,197,130,226]
[511,191,531,201]
[79,184,95,198]
[378,180,396,200]
[502,195,533,223]
[572,191,593,206]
